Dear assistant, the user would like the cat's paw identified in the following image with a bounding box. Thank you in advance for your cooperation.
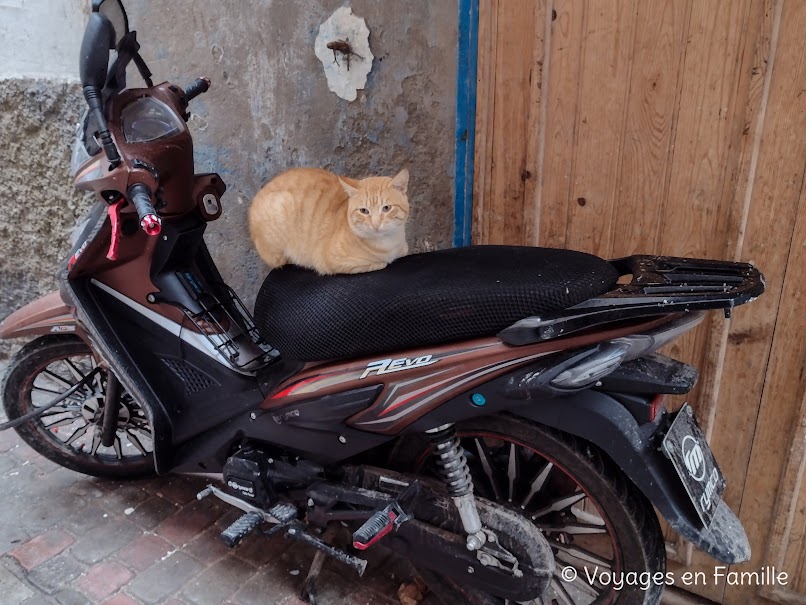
[342,261,388,274]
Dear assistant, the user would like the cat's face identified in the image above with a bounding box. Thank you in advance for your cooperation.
[341,169,410,239]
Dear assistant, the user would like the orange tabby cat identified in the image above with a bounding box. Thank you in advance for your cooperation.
[248,167,409,275]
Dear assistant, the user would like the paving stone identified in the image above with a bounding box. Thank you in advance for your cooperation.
[20,595,56,605]
[10,530,75,571]
[100,594,141,605]
[69,519,142,565]
[162,599,190,605]
[126,551,204,604]
[62,502,112,535]
[126,496,178,530]
[233,565,301,605]
[0,519,31,557]
[0,560,35,603]
[76,561,134,601]
[154,476,208,505]
[0,427,21,453]
[155,499,222,547]
[27,554,85,595]
[96,484,150,515]
[115,534,173,571]
[181,526,232,565]
[54,587,94,605]
[278,598,308,605]
[180,557,257,605]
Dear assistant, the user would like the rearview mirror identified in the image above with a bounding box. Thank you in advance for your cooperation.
[94,0,129,48]
[79,13,115,89]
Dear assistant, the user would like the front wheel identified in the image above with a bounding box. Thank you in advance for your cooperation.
[2,336,155,478]
[396,415,666,605]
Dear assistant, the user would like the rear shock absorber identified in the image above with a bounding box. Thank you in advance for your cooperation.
[427,424,487,551]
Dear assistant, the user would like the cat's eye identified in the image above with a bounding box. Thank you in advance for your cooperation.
[382,205,391,212]
[359,208,370,215]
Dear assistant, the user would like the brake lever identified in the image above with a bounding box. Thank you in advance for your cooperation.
[106,197,126,261]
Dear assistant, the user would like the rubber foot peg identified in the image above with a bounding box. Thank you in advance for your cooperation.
[220,511,263,548]
[353,508,398,551]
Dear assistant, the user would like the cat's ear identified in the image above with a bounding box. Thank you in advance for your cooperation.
[339,177,359,197]
[389,168,409,195]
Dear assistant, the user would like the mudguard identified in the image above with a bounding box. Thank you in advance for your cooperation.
[513,390,750,564]
[0,291,86,340]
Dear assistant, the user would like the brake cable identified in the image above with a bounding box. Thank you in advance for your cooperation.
[0,367,102,432]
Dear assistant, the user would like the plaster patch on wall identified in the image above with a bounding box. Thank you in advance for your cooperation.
[314,7,373,102]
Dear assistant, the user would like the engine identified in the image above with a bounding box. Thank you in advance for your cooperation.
[222,447,324,509]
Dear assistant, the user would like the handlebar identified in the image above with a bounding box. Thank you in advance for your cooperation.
[127,183,162,236]
[183,77,211,104]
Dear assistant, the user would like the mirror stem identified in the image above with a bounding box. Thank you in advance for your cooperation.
[83,85,121,168]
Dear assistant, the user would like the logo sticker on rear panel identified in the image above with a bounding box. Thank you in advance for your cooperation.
[360,355,438,379]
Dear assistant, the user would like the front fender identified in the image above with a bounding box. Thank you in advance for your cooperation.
[514,390,751,564]
[0,291,84,340]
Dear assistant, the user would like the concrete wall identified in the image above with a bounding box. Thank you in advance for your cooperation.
[0,1,458,356]
[0,0,87,78]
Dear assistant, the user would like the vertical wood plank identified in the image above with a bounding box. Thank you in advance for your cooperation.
[484,0,538,244]
[563,0,637,257]
[536,0,585,249]
[472,0,497,244]
[607,0,690,258]
[719,0,806,602]
[523,0,550,245]
[728,191,806,605]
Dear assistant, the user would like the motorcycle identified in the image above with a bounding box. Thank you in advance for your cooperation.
[0,1,766,604]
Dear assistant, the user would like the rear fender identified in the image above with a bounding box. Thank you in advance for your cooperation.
[513,391,751,564]
[0,291,85,340]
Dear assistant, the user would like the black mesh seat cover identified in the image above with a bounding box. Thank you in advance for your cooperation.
[254,246,618,361]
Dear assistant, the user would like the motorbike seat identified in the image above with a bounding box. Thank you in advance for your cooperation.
[253,245,619,361]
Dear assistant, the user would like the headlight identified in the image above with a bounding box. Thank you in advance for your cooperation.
[121,96,183,143]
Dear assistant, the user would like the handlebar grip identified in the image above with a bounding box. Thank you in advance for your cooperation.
[183,77,211,104]
[127,184,162,236]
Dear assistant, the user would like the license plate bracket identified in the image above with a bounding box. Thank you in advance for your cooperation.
[662,404,725,528]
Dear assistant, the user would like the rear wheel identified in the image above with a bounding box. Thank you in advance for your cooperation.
[2,336,155,478]
[397,415,665,605]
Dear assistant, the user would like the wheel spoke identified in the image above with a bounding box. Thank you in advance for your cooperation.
[42,369,74,389]
[507,443,519,502]
[64,359,86,382]
[64,423,90,446]
[113,436,123,460]
[90,427,102,455]
[537,522,607,535]
[570,506,605,527]
[550,578,575,605]
[126,430,149,456]
[32,386,64,396]
[550,540,613,569]
[474,438,502,501]
[44,416,80,430]
[531,491,586,520]
[521,462,553,510]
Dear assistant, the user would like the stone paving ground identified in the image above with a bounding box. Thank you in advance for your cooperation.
[0,411,436,605]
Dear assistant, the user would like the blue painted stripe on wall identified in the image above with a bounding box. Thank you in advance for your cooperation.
[453,0,479,247]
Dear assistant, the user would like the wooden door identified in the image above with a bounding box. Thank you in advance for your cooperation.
[472,0,806,603]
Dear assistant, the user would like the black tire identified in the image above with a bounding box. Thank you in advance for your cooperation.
[2,336,155,479]
[394,414,666,605]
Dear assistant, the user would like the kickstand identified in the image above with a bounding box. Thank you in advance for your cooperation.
[300,525,340,604]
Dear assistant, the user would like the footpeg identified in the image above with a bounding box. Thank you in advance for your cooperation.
[221,511,263,547]
[352,481,419,550]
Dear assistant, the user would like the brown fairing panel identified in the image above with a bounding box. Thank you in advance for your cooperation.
[0,291,86,340]
[261,316,674,435]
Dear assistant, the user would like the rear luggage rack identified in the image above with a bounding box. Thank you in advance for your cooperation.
[500,255,765,346]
